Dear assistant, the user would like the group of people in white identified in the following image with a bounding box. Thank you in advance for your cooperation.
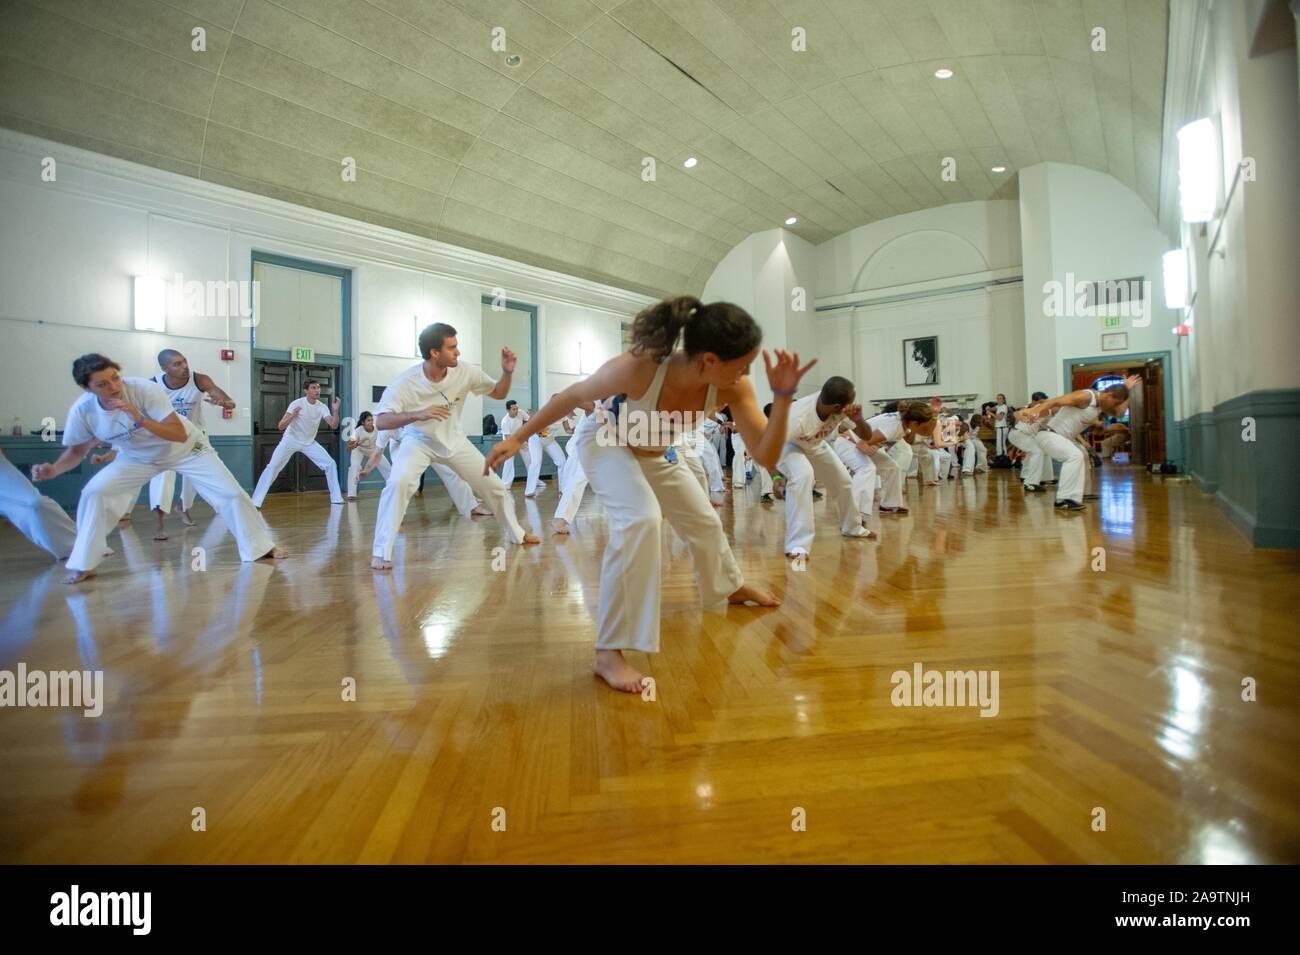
[2,296,1137,693]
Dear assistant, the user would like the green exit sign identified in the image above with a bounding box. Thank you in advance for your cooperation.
[291,347,315,362]
[1102,315,1122,329]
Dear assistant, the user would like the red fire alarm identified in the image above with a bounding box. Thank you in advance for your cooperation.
[220,348,235,361]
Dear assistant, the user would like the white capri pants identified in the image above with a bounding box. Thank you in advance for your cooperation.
[1035,431,1089,503]
[928,448,953,481]
[1007,430,1051,486]
[0,452,77,559]
[149,470,199,514]
[348,447,391,497]
[869,446,906,509]
[554,433,591,525]
[961,438,989,473]
[576,422,743,654]
[251,438,342,506]
[68,446,274,573]
[693,433,724,495]
[778,441,861,555]
[373,435,526,561]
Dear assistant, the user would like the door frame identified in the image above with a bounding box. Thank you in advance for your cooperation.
[480,295,539,411]
[1061,350,1177,466]
[249,251,353,488]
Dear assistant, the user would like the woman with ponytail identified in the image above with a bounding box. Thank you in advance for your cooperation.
[861,399,934,515]
[484,295,816,693]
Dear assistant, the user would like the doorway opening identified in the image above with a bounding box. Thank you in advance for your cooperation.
[1063,353,1170,467]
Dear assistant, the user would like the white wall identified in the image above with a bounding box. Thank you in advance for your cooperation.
[1018,162,1181,407]
[1169,0,1300,415]
[702,228,818,405]
[812,200,1026,407]
[0,129,650,437]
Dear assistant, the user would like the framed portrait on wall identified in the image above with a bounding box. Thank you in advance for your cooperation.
[903,336,939,386]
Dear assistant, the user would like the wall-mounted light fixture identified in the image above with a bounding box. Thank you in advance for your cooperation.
[133,275,166,331]
[1162,249,1189,310]
[1176,118,1220,223]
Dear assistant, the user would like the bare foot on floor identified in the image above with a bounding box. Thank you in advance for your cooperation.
[180,511,196,527]
[257,547,288,561]
[552,518,570,535]
[62,569,96,585]
[729,583,781,607]
[522,533,541,545]
[370,556,392,571]
[471,505,492,517]
[594,650,646,693]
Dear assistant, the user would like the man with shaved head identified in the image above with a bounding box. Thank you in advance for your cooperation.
[147,349,236,538]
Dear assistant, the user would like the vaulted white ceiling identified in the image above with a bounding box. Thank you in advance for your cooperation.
[0,0,1168,298]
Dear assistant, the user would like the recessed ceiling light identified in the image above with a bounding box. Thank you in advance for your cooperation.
[934,68,953,79]
[505,54,521,67]
[991,165,1007,173]
[684,157,698,168]
[785,217,797,226]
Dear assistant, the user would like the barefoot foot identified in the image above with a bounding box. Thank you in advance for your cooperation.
[62,569,96,585]
[522,533,541,545]
[471,505,492,517]
[552,519,570,535]
[257,547,288,561]
[180,510,196,527]
[728,583,781,607]
[594,650,647,693]
[370,556,392,571]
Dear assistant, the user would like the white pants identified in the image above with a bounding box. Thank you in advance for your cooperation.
[149,470,198,514]
[759,467,774,496]
[540,435,566,472]
[68,446,274,573]
[730,432,750,487]
[373,435,525,560]
[251,438,342,505]
[694,434,724,495]
[1036,431,1089,503]
[928,448,952,481]
[348,447,389,496]
[0,453,77,559]
[838,446,878,516]
[576,423,743,653]
[869,446,905,508]
[553,431,591,525]
[961,438,988,473]
[432,463,481,518]
[518,434,546,495]
[778,441,861,555]
[1008,430,1051,486]
[995,425,1009,455]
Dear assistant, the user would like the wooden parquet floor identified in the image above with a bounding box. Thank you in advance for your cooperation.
[1,466,1297,863]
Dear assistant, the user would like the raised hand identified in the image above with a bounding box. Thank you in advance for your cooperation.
[1123,374,1142,390]
[501,346,518,375]
[30,462,54,482]
[762,349,817,396]
[331,396,341,411]
[484,435,522,475]
[844,402,864,421]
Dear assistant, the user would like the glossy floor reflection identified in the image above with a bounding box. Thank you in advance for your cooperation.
[0,467,1297,863]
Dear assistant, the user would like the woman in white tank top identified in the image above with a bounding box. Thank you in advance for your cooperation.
[484,296,817,693]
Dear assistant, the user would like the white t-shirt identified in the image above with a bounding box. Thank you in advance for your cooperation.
[1050,391,1101,439]
[351,425,377,453]
[785,393,842,451]
[377,361,497,457]
[867,412,904,443]
[63,377,204,466]
[283,397,331,445]
[995,403,1009,427]
[500,412,525,437]
[154,372,205,430]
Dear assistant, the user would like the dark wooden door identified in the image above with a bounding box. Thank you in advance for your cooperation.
[1143,359,1166,464]
[253,360,342,494]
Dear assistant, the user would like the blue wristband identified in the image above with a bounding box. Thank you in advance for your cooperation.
[772,389,796,398]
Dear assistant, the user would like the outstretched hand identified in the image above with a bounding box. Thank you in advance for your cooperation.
[763,349,817,396]
[1123,374,1142,390]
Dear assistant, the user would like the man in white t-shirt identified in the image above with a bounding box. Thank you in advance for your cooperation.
[778,375,874,558]
[31,353,281,583]
[250,379,343,507]
[370,322,539,569]
[1019,376,1138,510]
